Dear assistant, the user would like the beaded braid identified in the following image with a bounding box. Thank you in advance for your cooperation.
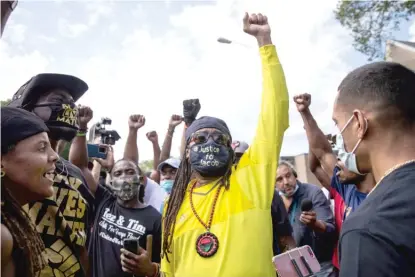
[1,184,47,276]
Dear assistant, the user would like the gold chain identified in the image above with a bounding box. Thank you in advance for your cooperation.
[368,159,415,196]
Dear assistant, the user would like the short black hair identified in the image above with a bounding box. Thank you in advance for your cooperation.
[337,62,415,129]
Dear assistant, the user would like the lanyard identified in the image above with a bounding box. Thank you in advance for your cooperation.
[289,200,298,225]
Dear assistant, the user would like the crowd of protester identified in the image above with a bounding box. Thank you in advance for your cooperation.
[2,2,415,277]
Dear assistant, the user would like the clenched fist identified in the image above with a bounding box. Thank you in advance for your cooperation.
[77,105,93,129]
[183,99,201,126]
[243,12,272,46]
[293,93,311,113]
[146,131,158,143]
[129,115,145,130]
[169,114,183,128]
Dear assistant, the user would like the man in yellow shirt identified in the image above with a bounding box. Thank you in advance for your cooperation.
[161,12,289,277]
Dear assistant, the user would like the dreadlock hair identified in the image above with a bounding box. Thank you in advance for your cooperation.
[1,182,46,277]
[110,158,145,203]
[162,145,234,262]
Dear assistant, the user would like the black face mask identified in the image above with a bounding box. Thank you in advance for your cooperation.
[189,140,232,177]
[33,102,79,141]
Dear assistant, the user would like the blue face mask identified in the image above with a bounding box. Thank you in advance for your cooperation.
[160,179,174,194]
[336,115,367,175]
[278,183,299,197]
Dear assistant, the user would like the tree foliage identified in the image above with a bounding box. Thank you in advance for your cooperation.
[334,0,415,61]
[1,98,11,107]
[139,160,154,173]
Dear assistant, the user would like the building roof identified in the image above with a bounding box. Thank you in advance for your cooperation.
[385,40,415,71]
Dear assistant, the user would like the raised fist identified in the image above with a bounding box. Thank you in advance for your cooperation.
[293,93,311,113]
[128,115,145,130]
[243,12,271,39]
[77,105,93,128]
[183,99,201,126]
[169,114,183,128]
[146,131,158,143]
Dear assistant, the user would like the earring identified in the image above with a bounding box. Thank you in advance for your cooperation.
[1,169,5,178]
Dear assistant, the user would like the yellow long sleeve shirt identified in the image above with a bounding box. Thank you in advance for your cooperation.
[161,44,289,277]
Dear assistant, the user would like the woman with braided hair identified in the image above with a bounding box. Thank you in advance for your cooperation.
[1,107,58,277]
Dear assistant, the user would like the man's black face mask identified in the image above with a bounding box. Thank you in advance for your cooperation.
[33,102,79,141]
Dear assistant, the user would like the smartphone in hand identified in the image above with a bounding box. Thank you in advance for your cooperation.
[87,144,107,159]
[123,238,139,254]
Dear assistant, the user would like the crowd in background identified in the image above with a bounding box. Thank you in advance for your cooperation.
[2,2,415,277]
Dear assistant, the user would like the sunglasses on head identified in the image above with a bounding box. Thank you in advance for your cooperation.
[190,131,230,146]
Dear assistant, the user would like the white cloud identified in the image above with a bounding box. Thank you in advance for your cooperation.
[4,24,27,44]
[0,41,50,99]
[1,0,364,162]
[58,18,89,38]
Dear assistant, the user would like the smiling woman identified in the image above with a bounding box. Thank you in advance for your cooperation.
[1,107,58,277]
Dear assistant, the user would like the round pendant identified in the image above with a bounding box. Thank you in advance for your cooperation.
[195,232,219,258]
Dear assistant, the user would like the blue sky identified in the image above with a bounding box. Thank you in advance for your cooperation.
[2,0,414,161]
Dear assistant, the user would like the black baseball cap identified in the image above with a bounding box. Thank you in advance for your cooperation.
[8,73,88,110]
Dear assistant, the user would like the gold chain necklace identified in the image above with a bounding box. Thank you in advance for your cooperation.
[368,159,415,196]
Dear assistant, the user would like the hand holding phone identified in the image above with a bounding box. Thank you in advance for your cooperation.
[123,238,139,254]
[87,143,107,159]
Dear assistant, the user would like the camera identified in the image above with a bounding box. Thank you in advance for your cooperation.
[92,117,121,146]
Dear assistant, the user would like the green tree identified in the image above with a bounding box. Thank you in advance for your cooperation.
[139,160,154,173]
[1,98,11,107]
[334,1,415,61]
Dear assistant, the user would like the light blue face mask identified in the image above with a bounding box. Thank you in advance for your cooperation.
[160,179,174,194]
[278,183,299,197]
[336,115,367,175]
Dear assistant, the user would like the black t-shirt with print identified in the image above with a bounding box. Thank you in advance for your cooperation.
[339,163,415,277]
[90,185,162,277]
[24,158,95,277]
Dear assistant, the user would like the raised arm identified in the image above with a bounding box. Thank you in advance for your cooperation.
[159,115,183,162]
[240,13,289,206]
[146,131,161,169]
[180,99,201,159]
[69,106,98,194]
[123,115,145,164]
[294,93,337,176]
[308,148,332,190]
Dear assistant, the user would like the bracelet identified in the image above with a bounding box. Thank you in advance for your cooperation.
[76,132,86,137]
[78,127,88,132]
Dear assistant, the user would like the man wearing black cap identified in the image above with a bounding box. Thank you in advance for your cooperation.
[160,13,289,277]
[8,73,94,277]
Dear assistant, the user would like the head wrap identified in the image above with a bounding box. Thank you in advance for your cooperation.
[1,107,49,154]
[185,116,231,142]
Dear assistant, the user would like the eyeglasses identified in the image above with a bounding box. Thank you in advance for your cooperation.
[190,131,230,146]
